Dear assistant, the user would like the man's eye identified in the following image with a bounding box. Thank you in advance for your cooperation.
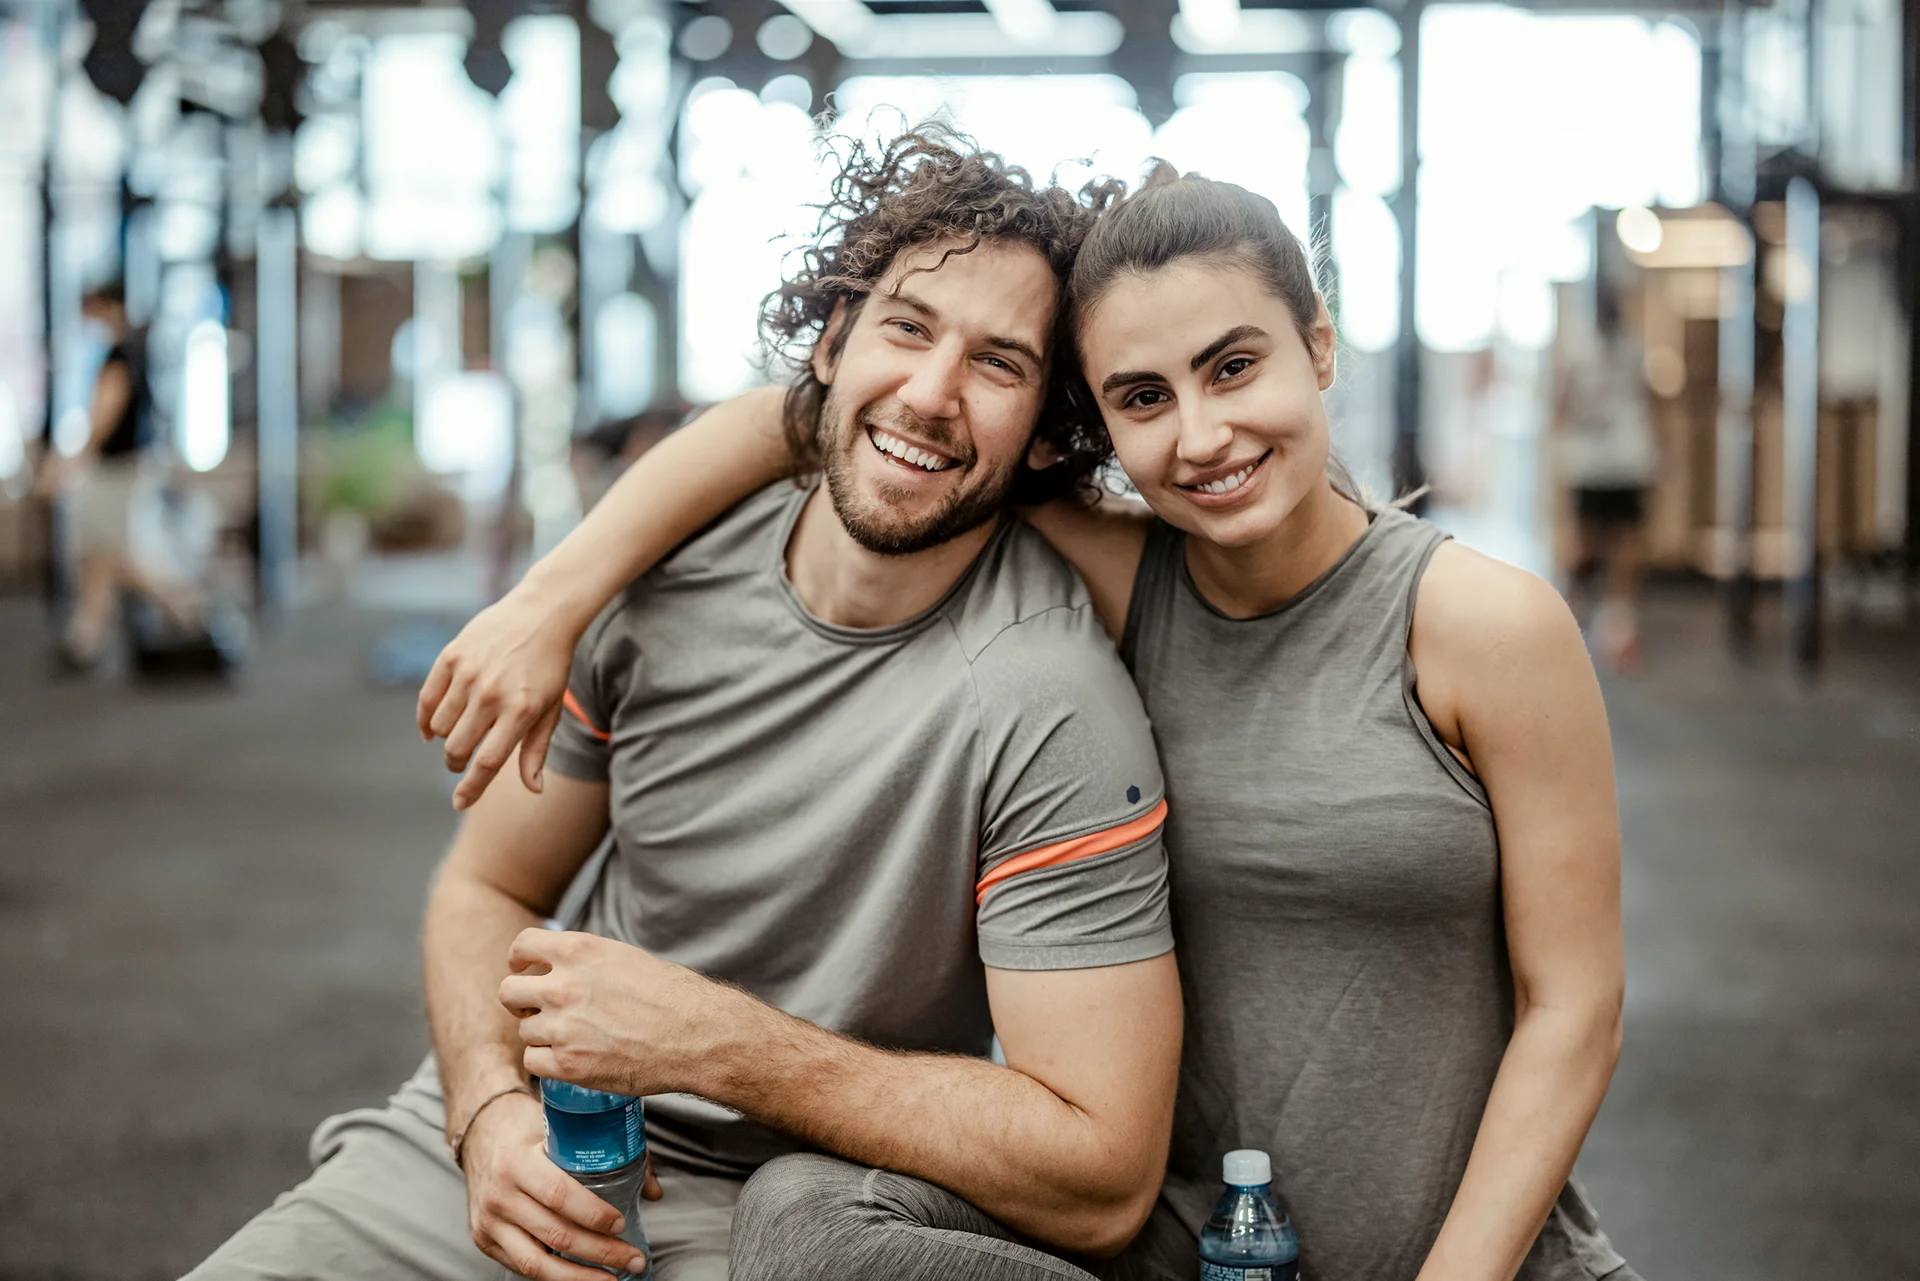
[891,320,924,338]
[1123,387,1168,410]
[1218,357,1254,381]
[982,356,1014,373]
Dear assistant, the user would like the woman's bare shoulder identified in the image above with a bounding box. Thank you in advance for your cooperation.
[1412,538,1591,739]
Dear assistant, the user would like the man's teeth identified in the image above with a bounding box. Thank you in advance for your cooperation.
[870,428,953,472]
[1195,462,1258,495]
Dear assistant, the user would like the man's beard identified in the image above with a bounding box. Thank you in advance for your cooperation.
[816,390,1021,557]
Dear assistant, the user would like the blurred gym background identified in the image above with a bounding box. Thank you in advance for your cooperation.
[0,1,1914,1277]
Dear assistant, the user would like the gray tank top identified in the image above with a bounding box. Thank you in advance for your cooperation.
[1122,509,1629,1281]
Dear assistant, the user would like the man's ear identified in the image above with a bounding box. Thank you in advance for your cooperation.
[1026,436,1063,470]
[1309,292,1337,391]
[810,299,852,387]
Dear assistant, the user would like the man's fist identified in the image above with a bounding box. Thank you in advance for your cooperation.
[459,1088,653,1281]
[499,929,749,1099]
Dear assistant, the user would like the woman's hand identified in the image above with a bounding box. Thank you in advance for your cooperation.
[418,587,584,810]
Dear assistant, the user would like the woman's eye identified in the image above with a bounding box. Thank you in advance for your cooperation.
[1123,387,1168,410]
[1218,356,1254,381]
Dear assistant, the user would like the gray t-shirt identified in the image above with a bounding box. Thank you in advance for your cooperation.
[547,480,1174,1175]
[1122,509,1629,1281]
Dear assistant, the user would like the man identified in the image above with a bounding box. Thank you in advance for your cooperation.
[185,131,1181,1281]
[38,284,198,669]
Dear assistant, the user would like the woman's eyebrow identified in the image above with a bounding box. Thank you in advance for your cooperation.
[1100,367,1162,395]
[1190,325,1269,371]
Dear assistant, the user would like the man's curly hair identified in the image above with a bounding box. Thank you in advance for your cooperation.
[759,123,1121,504]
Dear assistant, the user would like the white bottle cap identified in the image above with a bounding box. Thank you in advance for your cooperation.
[1222,1149,1271,1186]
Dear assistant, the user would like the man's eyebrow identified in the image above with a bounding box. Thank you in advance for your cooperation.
[883,287,1044,370]
[984,334,1045,369]
[1190,325,1269,372]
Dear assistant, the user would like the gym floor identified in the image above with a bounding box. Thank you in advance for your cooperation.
[1,587,1915,1280]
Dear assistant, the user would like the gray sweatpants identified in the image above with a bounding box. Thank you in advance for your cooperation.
[183,1057,741,1281]
[727,1151,1196,1281]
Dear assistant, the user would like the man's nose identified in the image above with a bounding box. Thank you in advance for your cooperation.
[895,346,966,423]
[1174,402,1234,467]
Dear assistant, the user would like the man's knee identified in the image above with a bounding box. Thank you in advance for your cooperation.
[729,1153,873,1281]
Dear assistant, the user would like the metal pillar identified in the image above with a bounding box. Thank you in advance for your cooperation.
[1391,0,1425,500]
[1305,46,1342,305]
[256,206,300,616]
[1782,177,1822,671]
[1717,251,1758,648]
[1715,0,1759,649]
[38,0,73,605]
[1904,0,1920,596]
[488,230,530,602]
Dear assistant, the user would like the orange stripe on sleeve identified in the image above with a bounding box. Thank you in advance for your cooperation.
[975,799,1168,905]
[561,689,611,743]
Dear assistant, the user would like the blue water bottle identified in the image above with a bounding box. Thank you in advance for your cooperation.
[1198,1149,1299,1281]
[540,1079,652,1280]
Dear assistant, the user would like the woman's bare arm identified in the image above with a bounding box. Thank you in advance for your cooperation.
[420,386,789,809]
[1408,542,1625,1281]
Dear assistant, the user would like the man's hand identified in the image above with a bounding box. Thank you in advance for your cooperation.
[460,1088,654,1281]
[499,929,746,1098]
[418,588,580,811]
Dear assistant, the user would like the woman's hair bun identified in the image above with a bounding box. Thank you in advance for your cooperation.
[1141,158,1181,190]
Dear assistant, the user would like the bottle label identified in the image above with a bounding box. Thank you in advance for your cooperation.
[1200,1263,1299,1281]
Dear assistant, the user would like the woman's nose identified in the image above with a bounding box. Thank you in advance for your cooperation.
[1175,405,1234,466]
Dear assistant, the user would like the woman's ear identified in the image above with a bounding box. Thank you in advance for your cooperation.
[1309,292,1337,391]
[810,299,851,386]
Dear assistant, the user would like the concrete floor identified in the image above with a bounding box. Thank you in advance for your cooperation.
[1,588,1916,1280]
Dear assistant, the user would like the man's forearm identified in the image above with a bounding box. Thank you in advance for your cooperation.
[517,387,791,633]
[698,993,1156,1256]
[1415,1003,1621,1281]
[423,867,545,1140]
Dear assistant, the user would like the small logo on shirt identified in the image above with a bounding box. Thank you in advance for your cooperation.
[1126,784,1141,804]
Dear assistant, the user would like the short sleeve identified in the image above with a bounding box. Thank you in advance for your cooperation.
[545,602,627,782]
[968,605,1174,972]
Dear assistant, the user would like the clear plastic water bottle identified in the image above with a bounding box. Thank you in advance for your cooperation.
[540,1079,652,1280]
[1198,1149,1299,1281]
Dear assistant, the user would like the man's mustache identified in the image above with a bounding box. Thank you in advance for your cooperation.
[854,405,976,467]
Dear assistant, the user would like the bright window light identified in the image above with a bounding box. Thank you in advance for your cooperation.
[501,15,582,233]
[1335,55,1399,197]
[1332,189,1399,353]
[1418,8,1703,349]
[1616,206,1664,254]
[1177,0,1242,47]
[361,33,499,260]
[833,75,1147,187]
[595,293,657,417]
[1158,75,1311,237]
[179,320,230,473]
[983,0,1058,46]
[417,371,513,496]
[0,381,25,483]
[1171,8,1311,54]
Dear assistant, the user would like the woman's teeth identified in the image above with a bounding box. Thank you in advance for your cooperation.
[1193,461,1258,495]
[870,428,954,473]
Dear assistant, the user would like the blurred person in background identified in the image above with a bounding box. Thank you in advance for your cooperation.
[1554,289,1659,671]
[426,165,1636,1281]
[35,283,200,670]
[185,128,1183,1281]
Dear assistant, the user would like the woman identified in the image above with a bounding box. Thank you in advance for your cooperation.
[420,167,1635,1281]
